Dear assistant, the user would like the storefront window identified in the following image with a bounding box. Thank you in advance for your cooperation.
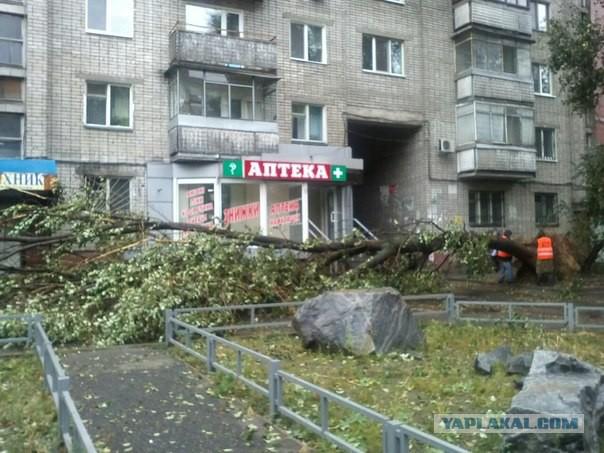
[267,183,303,241]
[222,183,261,233]
[178,183,215,226]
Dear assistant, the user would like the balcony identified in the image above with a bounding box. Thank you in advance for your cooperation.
[169,121,279,160]
[457,74,534,103]
[454,0,532,37]
[168,22,277,75]
[457,145,536,180]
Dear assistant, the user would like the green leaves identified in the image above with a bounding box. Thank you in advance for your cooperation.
[548,6,604,112]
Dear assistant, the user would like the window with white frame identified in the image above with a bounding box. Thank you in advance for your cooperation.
[169,70,276,121]
[490,0,528,7]
[0,113,22,159]
[290,23,325,63]
[469,191,504,227]
[535,127,556,160]
[86,82,132,128]
[85,176,131,212]
[456,39,517,74]
[185,5,242,37]
[535,192,558,225]
[362,34,404,75]
[292,103,325,142]
[87,0,134,37]
[531,1,549,32]
[532,64,551,95]
[475,103,534,146]
[0,13,23,66]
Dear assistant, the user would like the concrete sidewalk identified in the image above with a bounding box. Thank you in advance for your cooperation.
[60,345,307,453]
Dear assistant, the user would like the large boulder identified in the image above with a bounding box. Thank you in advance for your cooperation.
[291,288,424,355]
[504,350,604,452]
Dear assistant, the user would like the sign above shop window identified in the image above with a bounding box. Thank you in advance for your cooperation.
[0,159,57,192]
[223,160,347,182]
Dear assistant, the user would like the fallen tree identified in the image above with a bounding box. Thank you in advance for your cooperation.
[0,188,590,344]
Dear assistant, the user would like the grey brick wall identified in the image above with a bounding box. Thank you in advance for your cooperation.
[19,0,587,238]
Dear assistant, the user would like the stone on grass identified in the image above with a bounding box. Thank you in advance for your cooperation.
[504,350,604,453]
[506,352,533,376]
[291,288,424,356]
[474,346,513,375]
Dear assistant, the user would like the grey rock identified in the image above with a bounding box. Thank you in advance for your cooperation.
[504,350,604,453]
[474,346,513,375]
[291,288,424,356]
[506,352,534,376]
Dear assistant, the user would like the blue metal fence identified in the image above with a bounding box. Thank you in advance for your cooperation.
[165,296,468,453]
[0,314,96,453]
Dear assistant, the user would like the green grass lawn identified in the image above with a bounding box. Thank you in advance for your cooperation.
[3,321,604,452]
[179,321,604,452]
[0,353,60,453]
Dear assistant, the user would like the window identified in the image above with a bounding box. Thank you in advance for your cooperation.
[531,1,549,32]
[491,0,528,7]
[185,5,242,37]
[586,132,595,148]
[87,0,133,37]
[473,103,534,146]
[532,64,551,95]
[535,193,558,225]
[456,39,517,74]
[292,103,324,142]
[0,78,22,100]
[178,183,215,226]
[170,70,276,121]
[535,127,556,160]
[85,176,131,212]
[85,82,132,128]
[469,191,504,227]
[362,34,404,75]
[290,23,325,63]
[0,113,22,158]
[0,13,22,66]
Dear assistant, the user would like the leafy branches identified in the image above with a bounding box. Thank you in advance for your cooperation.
[548,5,604,112]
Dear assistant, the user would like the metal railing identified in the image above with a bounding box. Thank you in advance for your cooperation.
[165,297,467,453]
[0,314,96,453]
[308,219,330,241]
[453,300,604,331]
[353,218,378,240]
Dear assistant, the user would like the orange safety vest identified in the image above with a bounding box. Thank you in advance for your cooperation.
[497,235,512,259]
[537,236,554,260]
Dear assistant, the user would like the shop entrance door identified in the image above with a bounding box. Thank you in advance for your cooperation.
[308,186,344,241]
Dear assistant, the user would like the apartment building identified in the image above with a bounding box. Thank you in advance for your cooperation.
[0,0,589,244]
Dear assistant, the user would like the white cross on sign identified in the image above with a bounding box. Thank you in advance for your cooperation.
[332,167,344,180]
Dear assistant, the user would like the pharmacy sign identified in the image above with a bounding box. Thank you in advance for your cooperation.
[223,160,347,182]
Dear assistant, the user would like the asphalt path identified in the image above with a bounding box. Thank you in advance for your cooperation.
[61,345,307,453]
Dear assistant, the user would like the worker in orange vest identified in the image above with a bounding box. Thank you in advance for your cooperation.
[536,229,555,285]
[497,229,514,283]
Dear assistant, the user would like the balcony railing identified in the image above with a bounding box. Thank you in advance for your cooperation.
[456,74,535,103]
[168,22,277,75]
[169,124,279,159]
[457,145,536,179]
[454,1,532,36]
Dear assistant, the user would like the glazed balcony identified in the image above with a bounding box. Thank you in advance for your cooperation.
[168,22,277,75]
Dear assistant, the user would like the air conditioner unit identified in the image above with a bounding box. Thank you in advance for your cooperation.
[438,139,453,153]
